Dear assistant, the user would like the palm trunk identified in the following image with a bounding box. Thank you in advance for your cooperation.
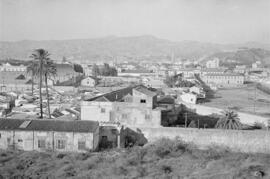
[31,73,34,96]
[39,59,43,118]
[45,73,51,119]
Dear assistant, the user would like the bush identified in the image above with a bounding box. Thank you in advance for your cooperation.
[56,153,66,159]
[160,165,173,174]
[153,138,188,158]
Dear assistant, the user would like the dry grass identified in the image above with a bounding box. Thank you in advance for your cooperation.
[0,138,270,179]
[205,85,270,117]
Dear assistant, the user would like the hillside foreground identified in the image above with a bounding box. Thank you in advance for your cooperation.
[0,138,270,179]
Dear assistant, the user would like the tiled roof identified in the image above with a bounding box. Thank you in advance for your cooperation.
[204,73,243,77]
[87,86,134,102]
[201,68,226,72]
[157,96,175,104]
[121,69,152,73]
[134,85,157,97]
[86,85,156,102]
[0,71,28,84]
[0,119,98,133]
[15,74,26,80]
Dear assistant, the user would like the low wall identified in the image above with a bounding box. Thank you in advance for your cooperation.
[53,86,77,93]
[183,103,269,126]
[134,127,270,154]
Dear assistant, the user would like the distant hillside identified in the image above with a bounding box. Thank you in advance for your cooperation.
[1,35,270,62]
[208,48,270,67]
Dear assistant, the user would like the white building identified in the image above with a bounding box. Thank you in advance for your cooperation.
[0,63,27,72]
[202,73,244,87]
[206,58,220,68]
[81,85,162,127]
[178,92,197,104]
[81,76,96,87]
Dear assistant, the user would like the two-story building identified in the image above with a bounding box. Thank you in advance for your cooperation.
[81,85,162,127]
[201,73,244,87]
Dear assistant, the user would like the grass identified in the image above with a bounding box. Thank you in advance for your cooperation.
[0,138,270,179]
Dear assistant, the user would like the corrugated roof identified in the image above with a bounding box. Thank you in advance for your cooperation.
[0,119,98,133]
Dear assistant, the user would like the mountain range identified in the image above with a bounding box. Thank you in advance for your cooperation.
[1,35,270,65]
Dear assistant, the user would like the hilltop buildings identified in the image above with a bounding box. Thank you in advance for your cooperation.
[0,63,27,72]
[206,58,220,68]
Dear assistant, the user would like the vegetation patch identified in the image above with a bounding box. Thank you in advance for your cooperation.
[0,138,269,179]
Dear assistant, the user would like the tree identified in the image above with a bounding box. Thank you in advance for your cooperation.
[74,64,83,73]
[44,59,57,119]
[30,49,50,119]
[26,60,39,96]
[92,64,100,77]
[164,75,177,88]
[102,63,110,76]
[215,110,242,130]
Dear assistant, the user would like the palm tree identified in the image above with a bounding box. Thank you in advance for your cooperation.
[44,59,57,119]
[215,110,242,130]
[30,49,50,118]
[26,61,39,96]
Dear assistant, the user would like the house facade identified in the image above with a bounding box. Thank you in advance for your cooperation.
[0,119,99,152]
[206,58,220,68]
[81,85,162,127]
[0,63,27,72]
[81,76,96,87]
[202,73,244,87]
[178,92,197,104]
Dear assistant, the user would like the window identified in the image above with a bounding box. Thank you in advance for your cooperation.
[56,140,66,149]
[38,139,46,149]
[111,129,117,134]
[101,108,106,113]
[140,99,146,103]
[102,136,108,141]
[78,141,86,150]
[122,113,128,119]
[145,114,151,120]
[18,139,23,142]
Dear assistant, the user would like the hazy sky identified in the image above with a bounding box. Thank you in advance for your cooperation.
[1,0,270,43]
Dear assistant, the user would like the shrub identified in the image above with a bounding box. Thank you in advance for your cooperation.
[160,165,173,174]
[56,153,66,159]
[153,138,188,158]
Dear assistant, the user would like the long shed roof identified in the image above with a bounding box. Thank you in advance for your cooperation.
[0,119,98,133]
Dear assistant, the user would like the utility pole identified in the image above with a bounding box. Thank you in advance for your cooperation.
[197,118,200,129]
[185,112,188,128]
[254,85,257,113]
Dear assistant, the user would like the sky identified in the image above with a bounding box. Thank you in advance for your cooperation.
[1,0,270,43]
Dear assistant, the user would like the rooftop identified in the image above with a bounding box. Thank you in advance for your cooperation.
[86,85,157,102]
[134,85,157,97]
[204,73,244,77]
[0,119,99,133]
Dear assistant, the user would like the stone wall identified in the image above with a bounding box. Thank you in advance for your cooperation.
[182,103,269,126]
[134,127,270,154]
